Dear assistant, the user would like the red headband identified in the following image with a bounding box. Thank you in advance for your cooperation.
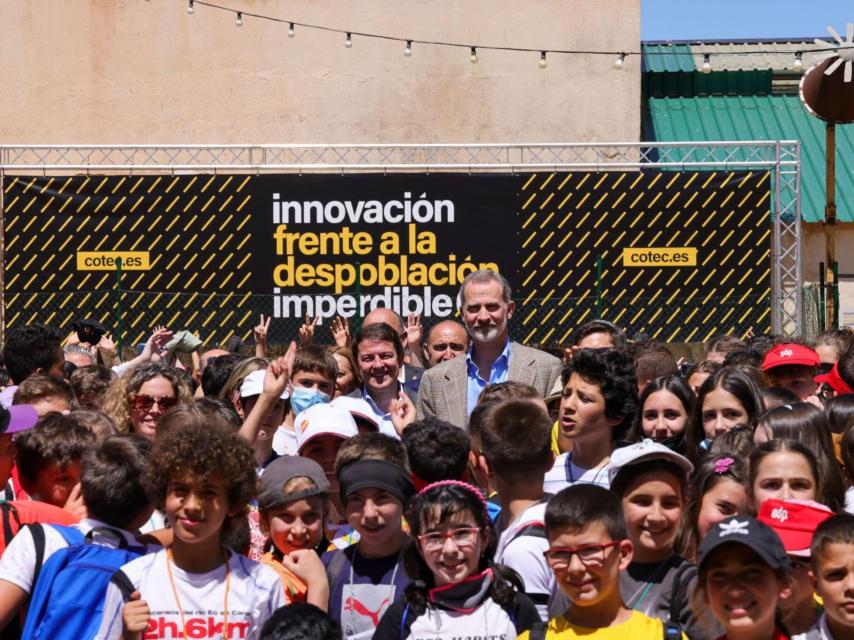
[417,480,490,518]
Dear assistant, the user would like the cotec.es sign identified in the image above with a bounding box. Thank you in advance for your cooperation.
[76,251,150,271]
[622,247,697,267]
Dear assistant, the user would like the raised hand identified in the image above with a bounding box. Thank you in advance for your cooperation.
[330,316,351,348]
[254,314,271,358]
[263,342,296,400]
[389,391,416,436]
[405,313,423,345]
[299,315,318,347]
[63,482,88,519]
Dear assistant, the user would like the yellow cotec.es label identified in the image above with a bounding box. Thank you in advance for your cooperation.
[76,251,150,271]
[622,247,697,267]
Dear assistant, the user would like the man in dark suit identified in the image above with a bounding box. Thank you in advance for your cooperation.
[416,269,562,429]
[362,307,424,393]
[346,322,419,436]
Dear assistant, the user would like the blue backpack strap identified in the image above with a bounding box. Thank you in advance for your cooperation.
[50,524,86,546]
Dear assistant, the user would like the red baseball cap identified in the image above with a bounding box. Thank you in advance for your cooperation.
[761,343,820,371]
[757,498,833,556]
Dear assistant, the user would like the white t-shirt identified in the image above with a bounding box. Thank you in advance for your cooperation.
[494,501,553,621]
[97,547,285,640]
[845,486,854,515]
[0,518,149,594]
[542,452,612,495]
[272,425,299,456]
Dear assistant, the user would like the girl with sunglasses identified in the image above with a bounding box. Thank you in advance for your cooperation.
[373,481,540,640]
[103,362,191,440]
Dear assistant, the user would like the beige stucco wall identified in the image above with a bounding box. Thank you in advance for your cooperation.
[0,0,640,144]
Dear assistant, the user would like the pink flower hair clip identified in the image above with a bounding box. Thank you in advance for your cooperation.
[714,457,735,474]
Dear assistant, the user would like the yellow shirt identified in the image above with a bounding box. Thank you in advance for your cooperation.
[517,610,685,640]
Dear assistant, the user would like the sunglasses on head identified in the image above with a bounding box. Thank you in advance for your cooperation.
[133,394,178,412]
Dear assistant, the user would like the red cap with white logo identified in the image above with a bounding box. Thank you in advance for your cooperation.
[761,343,820,371]
[757,498,833,556]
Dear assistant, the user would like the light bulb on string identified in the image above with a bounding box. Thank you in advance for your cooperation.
[613,52,626,70]
[793,51,803,72]
[345,33,353,48]
[288,23,295,38]
[404,40,413,57]
[187,0,194,15]
[701,53,712,73]
[235,11,243,27]
[539,51,548,68]
[470,47,478,64]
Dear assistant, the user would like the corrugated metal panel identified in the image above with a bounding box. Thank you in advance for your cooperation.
[645,95,854,223]
[690,42,830,72]
[642,43,695,72]
[643,41,830,73]
[643,69,772,98]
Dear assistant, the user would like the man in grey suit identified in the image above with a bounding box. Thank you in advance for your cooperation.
[416,269,562,429]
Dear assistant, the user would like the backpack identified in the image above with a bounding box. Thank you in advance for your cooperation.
[0,503,22,556]
[20,524,144,640]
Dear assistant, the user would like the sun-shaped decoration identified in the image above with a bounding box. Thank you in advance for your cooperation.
[814,23,854,83]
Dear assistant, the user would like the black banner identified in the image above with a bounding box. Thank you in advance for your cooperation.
[3,171,771,346]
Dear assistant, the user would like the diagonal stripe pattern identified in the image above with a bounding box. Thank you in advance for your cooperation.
[515,170,771,345]
[4,175,255,347]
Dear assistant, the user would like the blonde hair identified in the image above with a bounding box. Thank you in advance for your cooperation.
[102,363,192,433]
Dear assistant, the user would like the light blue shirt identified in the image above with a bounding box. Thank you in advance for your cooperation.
[361,386,401,438]
[466,338,511,415]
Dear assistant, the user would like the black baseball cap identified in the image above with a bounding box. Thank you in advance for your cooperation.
[258,456,330,511]
[0,404,39,436]
[698,515,790,573]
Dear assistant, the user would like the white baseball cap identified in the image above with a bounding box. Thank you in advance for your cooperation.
[239,369,289,400]
[608,438,694,484]
[295,402,359,452]
[329,396,380,432]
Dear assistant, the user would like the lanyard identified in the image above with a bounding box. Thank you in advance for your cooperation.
[165,546,232,640]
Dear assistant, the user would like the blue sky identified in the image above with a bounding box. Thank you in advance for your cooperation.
[642,0,853,41]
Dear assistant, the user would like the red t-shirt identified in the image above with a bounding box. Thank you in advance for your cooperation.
[0,500,79,555]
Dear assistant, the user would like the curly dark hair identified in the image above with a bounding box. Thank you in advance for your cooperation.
[402,482,523,617]
[560,348,638,441]
[144,420,258,518]
[260,602,342,640]
[1,324,62,385]
[401,416,470,484]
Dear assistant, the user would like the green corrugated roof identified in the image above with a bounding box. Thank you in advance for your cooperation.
[642,44,695,72]
[645,94,854,223]
[642,42,828,73]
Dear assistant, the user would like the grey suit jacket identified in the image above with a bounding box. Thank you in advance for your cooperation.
[415,341,562,429]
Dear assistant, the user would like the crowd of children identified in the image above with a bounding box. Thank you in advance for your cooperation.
[0,288,853,640]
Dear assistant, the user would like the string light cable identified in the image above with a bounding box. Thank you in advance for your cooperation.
[180,0,838,67]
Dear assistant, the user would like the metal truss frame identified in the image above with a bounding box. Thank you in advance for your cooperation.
[0,141,802,336]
